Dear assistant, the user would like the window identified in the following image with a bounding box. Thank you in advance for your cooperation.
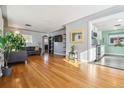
[22,35,32,43]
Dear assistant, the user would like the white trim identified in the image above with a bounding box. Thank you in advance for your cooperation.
[90,12,124,24]
[54,52,65,56]
[80,59,89,63]
[105,53,124,56]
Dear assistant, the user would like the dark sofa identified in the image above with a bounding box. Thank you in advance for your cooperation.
[8,50,27,63]
[26,46,41,56]
[7,46,41,64]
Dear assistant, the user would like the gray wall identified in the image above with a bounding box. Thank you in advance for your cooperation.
[66,19,88,60]
[49,29,66,55]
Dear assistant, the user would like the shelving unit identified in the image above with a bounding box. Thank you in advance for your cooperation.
[48,33,66,56]
[49,37,54,54]
[63,34,66,56]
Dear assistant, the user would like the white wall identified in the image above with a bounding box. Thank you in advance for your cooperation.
[0,7,4,77]
[19,30,46,48]
[49,29,65,36]
[80,47,96,62]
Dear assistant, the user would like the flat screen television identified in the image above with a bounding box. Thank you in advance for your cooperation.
[54,35,62,42]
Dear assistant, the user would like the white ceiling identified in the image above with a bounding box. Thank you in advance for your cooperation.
[92,12,124,31]
[6,5,113,32]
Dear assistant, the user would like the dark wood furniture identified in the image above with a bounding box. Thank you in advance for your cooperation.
[49,37,54,54]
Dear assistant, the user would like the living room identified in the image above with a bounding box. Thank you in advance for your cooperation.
[1,5,124,88]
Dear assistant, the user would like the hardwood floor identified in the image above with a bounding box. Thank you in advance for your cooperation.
[1,53,124,88]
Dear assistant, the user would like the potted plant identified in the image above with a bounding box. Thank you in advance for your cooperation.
[0,32,26,76]
[70,45,75,53]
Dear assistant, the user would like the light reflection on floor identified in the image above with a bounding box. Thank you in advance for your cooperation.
[94,56,124,70]
[43,53,49,64]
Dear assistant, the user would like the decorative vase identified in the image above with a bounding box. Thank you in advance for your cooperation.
[2,66,12,76]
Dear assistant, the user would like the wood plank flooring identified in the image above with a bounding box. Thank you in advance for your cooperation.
[1,53,124,88]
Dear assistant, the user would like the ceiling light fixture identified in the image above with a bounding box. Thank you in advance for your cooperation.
[117,19,123,22]
[15,31,20,34]
[25,24,31,27]
[114,24,121,27]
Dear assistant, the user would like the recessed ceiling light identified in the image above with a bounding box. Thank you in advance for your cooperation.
[117,19,123,22]
[114,24,121,27]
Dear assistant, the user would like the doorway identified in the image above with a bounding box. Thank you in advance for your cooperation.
[44,36,49,53]
[42,35,49,54]
[89,12,124,70]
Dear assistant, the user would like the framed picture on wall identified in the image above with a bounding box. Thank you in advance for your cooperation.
[70,29,84,44]
[109,33,124,46]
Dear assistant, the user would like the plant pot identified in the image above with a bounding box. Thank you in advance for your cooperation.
[2,67,12,76]
[0,69,3,77]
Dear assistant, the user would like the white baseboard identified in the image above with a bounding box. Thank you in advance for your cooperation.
[54,52,65,56]
[105,53,124,57]
[80,59,89,63]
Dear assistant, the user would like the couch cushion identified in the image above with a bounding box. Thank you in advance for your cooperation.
[35,47,39,51]
[26,46,41,56]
